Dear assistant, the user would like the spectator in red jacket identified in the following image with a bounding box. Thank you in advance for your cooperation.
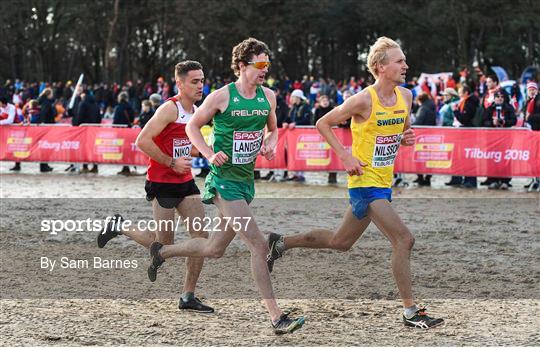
[0,96,22,171]
[524,81,540,191]
[525,81,539,130]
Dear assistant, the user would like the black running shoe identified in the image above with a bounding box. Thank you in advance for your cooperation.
[179,297,214,313]
[97,214,123,248]
[147,241,165,282]
[272,312,305,334]
[267,233,284,273]
[403,307,444,329]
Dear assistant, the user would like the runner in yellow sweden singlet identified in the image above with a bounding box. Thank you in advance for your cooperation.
[349,85,409,189]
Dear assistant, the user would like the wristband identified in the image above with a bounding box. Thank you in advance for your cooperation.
[169,158,176,169]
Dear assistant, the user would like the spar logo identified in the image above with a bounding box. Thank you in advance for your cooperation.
[173,138,190,146]
[173,138,191,158]
[376,134,401,144]
[232,130,263,164]
[394,109,406,114]
[234,131,261,140]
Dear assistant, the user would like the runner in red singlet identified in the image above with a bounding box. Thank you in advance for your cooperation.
[97,61,213,313]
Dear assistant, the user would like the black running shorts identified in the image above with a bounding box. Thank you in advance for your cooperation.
[145,179,200,209]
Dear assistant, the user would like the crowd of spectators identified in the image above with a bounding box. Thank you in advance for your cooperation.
[1,69,539,189]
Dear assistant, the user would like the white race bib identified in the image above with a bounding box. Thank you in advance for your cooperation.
[372,133,402,167]
[232,130,263,165]
[173,138,192,158]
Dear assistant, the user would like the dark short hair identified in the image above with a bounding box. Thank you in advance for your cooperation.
[486,74,499,84]
[0,95,8,104]
[231,38,270,77]
[461,85,471,94]
[417,92,429,103]
[175,60,203,79]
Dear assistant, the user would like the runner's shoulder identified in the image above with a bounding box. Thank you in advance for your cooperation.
[206,85,230,103]
[261,86,276,104]
[397,86,413,101]
[202,85,230,112]
[355,88,373,104]
[345,89,372,113]
[154,99,178,123]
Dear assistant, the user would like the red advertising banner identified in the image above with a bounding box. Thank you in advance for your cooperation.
[255,128,287,169]
[285,127,539,176]
[286,128,352,171]
[1,125,539,177]
[395,127,540,177]
[1,126,87,163]
[84,127,147,165]
[0,126,148,165]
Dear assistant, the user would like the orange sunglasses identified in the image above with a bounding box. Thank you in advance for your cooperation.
[248,61,271,69]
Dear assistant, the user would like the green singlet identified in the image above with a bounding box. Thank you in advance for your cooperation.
[202,82,270,204]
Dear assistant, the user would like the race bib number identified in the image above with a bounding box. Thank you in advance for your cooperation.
[372,133,402,167]
[173,138,192,158]
[232,130,263,164]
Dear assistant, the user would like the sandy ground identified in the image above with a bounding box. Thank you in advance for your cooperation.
[0,162,539,346]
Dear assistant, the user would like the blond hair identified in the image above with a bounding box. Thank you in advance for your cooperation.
[367,37,401,79]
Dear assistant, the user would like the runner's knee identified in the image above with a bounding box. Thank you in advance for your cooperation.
[188,229,209,239]
[395,230,415,250]
[330,237,353,252]
[205,244,226,258]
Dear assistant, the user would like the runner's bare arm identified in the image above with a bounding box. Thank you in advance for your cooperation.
[190,146,200,158]
[186,88,229,165]
[260,88,278,160]
[316,92,370,175]
[136,101,182,166]
[399,87,415,146]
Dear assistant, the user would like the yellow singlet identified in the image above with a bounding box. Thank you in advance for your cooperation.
[348,86,409,189]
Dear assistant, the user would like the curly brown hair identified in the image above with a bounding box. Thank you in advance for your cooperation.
[230,38,270,77]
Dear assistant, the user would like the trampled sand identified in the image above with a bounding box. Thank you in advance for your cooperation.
[1,163,538,346]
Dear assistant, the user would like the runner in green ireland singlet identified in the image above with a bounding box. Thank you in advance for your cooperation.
[146,38,305,335]
[202,83,270,204]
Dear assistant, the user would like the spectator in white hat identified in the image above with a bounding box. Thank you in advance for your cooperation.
[285,89,312,128]
[439,88,460,127]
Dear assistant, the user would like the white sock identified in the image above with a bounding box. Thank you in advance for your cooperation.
[404,305,419,319]
[275,237,285,254]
